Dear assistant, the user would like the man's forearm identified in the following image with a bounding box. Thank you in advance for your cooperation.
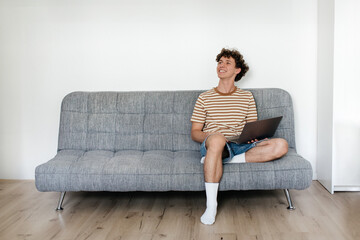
[191,130,209,143]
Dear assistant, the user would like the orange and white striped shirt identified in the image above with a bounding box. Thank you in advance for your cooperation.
[191,87,258,138]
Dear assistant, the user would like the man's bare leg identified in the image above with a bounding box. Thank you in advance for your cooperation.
[204,134,226,182]
[245,138,288,163]
[201,134,226,225]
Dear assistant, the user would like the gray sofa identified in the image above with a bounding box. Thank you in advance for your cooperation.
[35,88,313,210]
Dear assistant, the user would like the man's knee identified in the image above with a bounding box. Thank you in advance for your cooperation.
[273,138,288,158]
[206,134,226,153]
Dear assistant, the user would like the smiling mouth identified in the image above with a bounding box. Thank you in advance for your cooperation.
[219,70,226,73]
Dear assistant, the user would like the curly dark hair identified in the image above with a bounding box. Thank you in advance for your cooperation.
[216,48,249,82]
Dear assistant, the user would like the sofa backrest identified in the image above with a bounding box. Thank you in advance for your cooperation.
[58,88,296,152]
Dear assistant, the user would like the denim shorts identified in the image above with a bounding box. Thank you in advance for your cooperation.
[200,136,258,164]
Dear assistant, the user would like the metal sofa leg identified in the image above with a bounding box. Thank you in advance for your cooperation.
[56,192,66,211]
[284,189,296,210]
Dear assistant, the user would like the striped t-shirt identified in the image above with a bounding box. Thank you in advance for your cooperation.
[191,87,258,138]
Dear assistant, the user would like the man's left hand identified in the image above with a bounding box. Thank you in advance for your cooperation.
[247,139,259,144]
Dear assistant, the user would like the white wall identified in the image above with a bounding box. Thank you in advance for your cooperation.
[333,0,360,188]
[317,0,360,192]
[317,0,334,193]
[0,0,318,179]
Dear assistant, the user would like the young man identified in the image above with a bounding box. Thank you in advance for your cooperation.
[190,48,288,225]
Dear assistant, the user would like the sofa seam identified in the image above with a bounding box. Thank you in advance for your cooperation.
[36,169,313,176]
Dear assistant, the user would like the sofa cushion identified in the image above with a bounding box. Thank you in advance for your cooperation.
[57,89,296,152]
[35,148,312,192]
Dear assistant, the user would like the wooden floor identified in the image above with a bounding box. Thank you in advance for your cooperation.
[0,180,359,240]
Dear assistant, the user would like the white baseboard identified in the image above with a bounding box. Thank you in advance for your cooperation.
[333,185,360,192]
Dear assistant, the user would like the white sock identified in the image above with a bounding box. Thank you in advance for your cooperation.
[200,154,246,164]
[228,153,246,163]
[201,182,219,225]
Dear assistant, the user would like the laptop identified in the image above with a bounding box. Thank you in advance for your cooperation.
[227,116,283,144]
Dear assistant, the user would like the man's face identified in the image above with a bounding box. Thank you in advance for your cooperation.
[217,56,241,80]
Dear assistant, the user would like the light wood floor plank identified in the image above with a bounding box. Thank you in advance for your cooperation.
[0,180,359,240]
